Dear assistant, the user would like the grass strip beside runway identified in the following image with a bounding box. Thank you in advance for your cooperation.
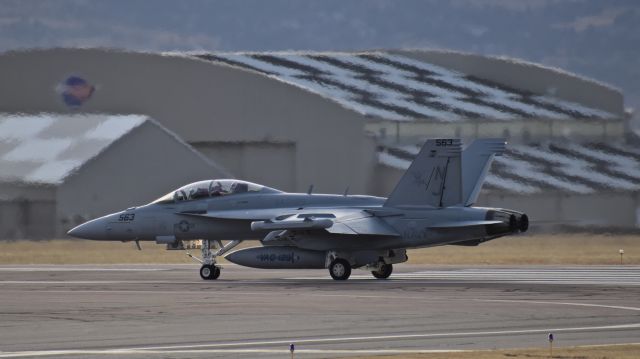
[407,234,640,265]
[0,234,638,264]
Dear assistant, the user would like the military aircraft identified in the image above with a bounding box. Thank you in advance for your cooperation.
[68,138,528,280]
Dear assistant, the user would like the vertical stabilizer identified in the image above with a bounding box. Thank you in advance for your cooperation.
[461,138,506,206]
[384,139,463,208]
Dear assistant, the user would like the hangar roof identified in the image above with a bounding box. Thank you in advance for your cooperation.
[0,113,145,185]
[194,52,618,123]
[379,140,640,194]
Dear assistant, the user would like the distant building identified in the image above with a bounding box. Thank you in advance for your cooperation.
[0,114,227,238]
[0,48,637,234]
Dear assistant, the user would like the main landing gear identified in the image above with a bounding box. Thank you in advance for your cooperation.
[329,258,351,280]
[371,263,393,279]
[189,239,241,280]
[327,257,394,281]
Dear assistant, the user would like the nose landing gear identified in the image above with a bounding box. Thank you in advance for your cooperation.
[199,264,220,280]
[188,239,241,280]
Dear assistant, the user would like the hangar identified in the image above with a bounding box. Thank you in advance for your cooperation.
[0,113,227,238]
[0,48,375,195]
[0,47,638,235]
[197,51,638,228]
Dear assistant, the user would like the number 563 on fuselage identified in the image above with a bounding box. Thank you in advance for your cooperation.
[68,138,528,280]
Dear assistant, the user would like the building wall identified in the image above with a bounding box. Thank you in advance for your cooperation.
[0,48,375,194]
[479,192,640,229]
[397,49,624,116]
[370,164,401,197]
[368,119,626,145]
[194,141,297,191]
[0,199,56,239]
[0,184,57,239]
[56,121,227,236]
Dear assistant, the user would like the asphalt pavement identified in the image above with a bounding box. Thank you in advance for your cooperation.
[1,264,639,358]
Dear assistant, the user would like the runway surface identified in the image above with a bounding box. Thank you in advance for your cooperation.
[1,264,639,358]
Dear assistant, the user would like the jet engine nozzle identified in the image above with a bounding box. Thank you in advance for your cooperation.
[519,214,529,232]
[485,209,529,236]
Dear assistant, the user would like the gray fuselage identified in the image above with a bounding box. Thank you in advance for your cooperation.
[70,191,519,252]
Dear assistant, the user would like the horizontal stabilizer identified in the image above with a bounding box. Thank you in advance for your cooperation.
[429,220,502,229]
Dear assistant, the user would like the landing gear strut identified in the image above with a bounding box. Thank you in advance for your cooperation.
[190,239,241,280]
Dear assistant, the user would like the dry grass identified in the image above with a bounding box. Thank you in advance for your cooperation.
[0,239,196,264]
[407,234,640,265]
[0,234,638,265]
[338,344,640,359]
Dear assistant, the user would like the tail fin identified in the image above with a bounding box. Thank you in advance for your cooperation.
[384,139,463,208]
[461,138,506,206]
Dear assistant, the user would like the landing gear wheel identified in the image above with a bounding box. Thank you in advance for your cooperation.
[212,266,221,279]
[329,258,351,280]
[200,265,221,280]
[372,263,393,279]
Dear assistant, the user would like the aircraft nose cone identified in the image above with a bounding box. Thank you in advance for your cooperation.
[67,218,106,240]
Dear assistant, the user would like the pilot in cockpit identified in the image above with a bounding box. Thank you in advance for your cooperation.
[231,182,249,194]
[189,187,209,200]
[209,181,224,197]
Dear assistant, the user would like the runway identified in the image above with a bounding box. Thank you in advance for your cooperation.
[1,264,639,358]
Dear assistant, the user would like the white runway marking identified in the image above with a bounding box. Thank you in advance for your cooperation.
[0,267,168,272]
[0,349,467,358]
[4,289,638,315]
[0,281,202,285]
[477,299,640,312]
[2,267,640,286]
[1,323,639,357]
[293,267,640,285]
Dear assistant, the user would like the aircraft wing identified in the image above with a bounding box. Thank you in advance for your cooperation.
[250,209,400,236]
[179,207,400,236]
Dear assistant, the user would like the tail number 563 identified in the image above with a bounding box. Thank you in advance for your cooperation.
[119,213,135,222]
[435,139,454,147]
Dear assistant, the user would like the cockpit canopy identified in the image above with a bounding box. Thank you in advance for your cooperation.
[152,179,280,204]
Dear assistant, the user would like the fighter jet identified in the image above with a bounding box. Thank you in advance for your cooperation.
[68,138,528,280]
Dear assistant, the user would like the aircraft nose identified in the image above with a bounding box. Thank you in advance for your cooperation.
[67,217,107,240]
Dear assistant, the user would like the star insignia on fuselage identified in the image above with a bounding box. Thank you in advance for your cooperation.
[176,220,192,233]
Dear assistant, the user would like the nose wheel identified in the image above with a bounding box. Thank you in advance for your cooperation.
[200,264,221,280]
[189,239,242,280]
